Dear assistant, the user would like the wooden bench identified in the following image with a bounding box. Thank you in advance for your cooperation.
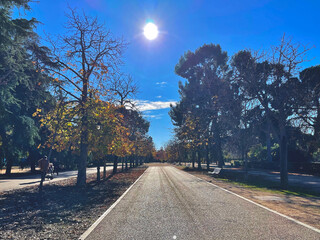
[208,167,222,175]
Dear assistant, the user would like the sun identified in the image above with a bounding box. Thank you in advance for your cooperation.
[143,22,159,40]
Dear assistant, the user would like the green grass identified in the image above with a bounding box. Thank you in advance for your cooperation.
[183,167,320,198]
[216,177,319,198]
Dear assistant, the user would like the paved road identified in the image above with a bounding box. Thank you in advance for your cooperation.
[84,166,320,240]
[0,166,115,192]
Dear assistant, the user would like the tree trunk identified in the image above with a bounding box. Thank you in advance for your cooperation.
[30,157,36,173]
[103,158,106,179]
[266,135,272,162]
[197,150,202,170]
[125,157,128,170]
[48,148,53,163]
[96,159,100,182]
[77,73,89,187]
[28,149,38,173]
[121,157,124,171]
[192,151,195,169]
[77,99,88,187]
[244,147,248,180]
[266,122,272,162]
[77,129,88,187]
[214,125,224,168]
[279,130,288,189]
[113,155,118,174]
[206,144,210,171]
[5,156,13,176]
[130,156,133,168]
[216,138,224,167]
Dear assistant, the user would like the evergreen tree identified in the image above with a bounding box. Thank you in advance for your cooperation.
[171,44,235,168]
[0,0,53,175]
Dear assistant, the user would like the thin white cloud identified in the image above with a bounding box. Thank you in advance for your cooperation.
[143,114,164,120]
[134,100,177,112]
[156,95,162,98]
[156,81,167,87]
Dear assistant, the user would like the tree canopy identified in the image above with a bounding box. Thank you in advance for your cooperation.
[0,0,54,175]
[169,37,318,188]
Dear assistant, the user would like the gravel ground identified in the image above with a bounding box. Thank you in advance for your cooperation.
[0,167,146,240]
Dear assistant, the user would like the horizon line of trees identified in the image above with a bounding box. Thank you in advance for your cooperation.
[0,0,156,187]
[167,37,320,189]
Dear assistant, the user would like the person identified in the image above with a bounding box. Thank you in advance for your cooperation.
[38,155,49,191]
[47,162,54,179]
[52,158,59,175]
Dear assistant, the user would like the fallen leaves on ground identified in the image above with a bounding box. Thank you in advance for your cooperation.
[0,167,146,240]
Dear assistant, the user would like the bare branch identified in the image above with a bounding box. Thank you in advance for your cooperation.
[55,84,81,102]
[108,74,139,107]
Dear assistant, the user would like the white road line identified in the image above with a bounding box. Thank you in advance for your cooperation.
[180,167,320,234]
[78,169,148,240]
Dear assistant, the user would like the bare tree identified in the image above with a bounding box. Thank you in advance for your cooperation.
[107,73,141,171]
[108,73,138,108]
[47,8,126,187]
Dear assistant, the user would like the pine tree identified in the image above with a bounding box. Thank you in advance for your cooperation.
[0,0,53,175]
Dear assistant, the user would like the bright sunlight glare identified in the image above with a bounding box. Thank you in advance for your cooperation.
[143,22,159,40]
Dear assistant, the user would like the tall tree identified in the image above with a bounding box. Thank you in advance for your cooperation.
[171,44,233,168]
[231,36,310,188]
[297,65,320,149]
[0,0,53,175]
[47,8,126,187]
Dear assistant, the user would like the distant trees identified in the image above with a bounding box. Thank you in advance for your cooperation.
[122,108,151,166]
[169,36,318,189]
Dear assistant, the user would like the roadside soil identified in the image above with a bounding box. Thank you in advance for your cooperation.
[176,167,320,230]
[0,167,147,240]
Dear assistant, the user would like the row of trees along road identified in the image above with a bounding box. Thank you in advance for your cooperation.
[169,38,319,189]
[0,1,156,187]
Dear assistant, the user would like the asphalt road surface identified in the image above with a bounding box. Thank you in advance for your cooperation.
[83,166,320,240]
[0,166,115,192]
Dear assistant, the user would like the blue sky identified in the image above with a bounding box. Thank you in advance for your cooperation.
[23,0,320,149]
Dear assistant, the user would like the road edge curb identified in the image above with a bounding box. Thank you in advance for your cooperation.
[78,168,148,240]
[180,167,320,234]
